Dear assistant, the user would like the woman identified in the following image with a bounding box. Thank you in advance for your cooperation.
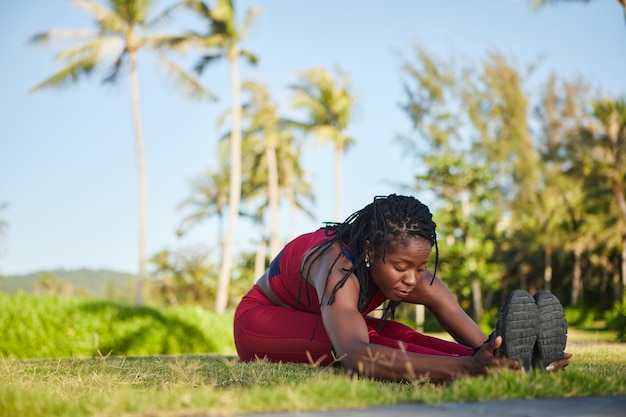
[234,194,570,381]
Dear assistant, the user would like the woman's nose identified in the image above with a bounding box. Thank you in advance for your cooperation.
[403,271,418,286]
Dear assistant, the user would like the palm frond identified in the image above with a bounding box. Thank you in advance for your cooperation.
[239,6,261,36]
[210,0,236,32]
[239,49,258,65]
[145,0,193,27]
[74,0,127,33]
[108,0,151,26]
[182,0,211,18]
[102,50,126,84]
[194,53,225,75]
[54,38,101,61]
[148,33,193,52]
[29,55,99,92]
[29,28,99,46]
[74,0,113,22]
[158,54,218,101]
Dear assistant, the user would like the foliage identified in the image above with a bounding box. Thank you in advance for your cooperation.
[398,47,509,322]
[398,44,626,317]
[148,245,218,308]
[25,1,626,323]
[606,301,626,342]
[290,66,356,221]
[0,292,234,359]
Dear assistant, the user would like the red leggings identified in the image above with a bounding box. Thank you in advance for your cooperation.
[234,286,472,365]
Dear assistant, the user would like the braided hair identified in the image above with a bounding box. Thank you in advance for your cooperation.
[301,194,438,321]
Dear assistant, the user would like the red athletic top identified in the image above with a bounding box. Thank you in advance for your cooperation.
[266,228,388,314]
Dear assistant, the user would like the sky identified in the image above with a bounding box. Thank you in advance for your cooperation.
[1,0,625,276]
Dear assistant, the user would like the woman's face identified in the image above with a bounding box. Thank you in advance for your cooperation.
[367,237,432,301]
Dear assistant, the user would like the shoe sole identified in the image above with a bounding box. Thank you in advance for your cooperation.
[534,291,568,369]
[495,290,539,372]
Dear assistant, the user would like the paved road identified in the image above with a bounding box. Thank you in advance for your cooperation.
[240,395,626,417]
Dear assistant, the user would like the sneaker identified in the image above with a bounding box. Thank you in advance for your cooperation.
[492,289,539,372]
[533,291,568,370]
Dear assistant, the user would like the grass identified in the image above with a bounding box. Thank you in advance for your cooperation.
[1,328,625,417]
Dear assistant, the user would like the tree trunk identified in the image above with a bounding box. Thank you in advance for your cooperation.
[128,48,146,307]
[544,246,553,292]
[334,144,343,222]
[622,235,626,303]
[415,304,425,332]
[572,246,583,306]
[288,182,297,240]
[254,239,266,281]
[216,50,242,313]
[471,277,483,324]
[601,254,620,303]
[267,136,281,258]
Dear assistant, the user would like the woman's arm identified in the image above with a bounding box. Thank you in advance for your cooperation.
[402,269,487,348]
[306,245,516,381]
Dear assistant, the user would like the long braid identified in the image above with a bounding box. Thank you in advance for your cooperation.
[302,194,439,318]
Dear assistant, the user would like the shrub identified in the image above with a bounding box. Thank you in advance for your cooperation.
[606,302,626,342]
[0,292,235,358]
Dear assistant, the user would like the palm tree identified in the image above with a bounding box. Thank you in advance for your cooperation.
[221,81,314,262]
[29,0,183,306]
[163,0,259,313]
[177,168,230,260]
[239,81,283,258]
[276,137,316,240]
[290,67,355,222]
[532,74,593,293]
[588,97,626,300]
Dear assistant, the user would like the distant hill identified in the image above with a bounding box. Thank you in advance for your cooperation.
[0,268,136,301]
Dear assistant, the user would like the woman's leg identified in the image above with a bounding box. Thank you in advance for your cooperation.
[234,286,335,365]
[364,316,473,357]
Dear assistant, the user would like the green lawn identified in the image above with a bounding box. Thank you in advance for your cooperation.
[1,328,625,417]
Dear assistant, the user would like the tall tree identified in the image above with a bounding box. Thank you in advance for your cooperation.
[464,52,539,203]
[29,0,182,305]
[239,81,284,258]
[223,81,314,268]
[276,137,316,240]
[532,74,593,293]
[586,97,626,301]
[398,47,502,322]
[290,67,355,222]
[165,0,259,313]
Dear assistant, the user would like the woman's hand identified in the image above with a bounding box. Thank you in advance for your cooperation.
[546,352,572,371]
[472,337,572,373]
[466,335,521,376]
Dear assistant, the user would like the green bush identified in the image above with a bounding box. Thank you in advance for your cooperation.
[564,307,606,328]
[606,302,626,342]
[0,292,235,359]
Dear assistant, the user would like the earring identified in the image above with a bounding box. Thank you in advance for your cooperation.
[365,259,370,268]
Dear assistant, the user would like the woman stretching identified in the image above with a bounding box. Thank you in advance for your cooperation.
[234,194,570,381]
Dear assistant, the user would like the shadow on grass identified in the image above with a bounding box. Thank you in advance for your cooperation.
[77,301,219,355]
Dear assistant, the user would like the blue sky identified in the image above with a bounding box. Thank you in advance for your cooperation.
[1,0,624,276]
